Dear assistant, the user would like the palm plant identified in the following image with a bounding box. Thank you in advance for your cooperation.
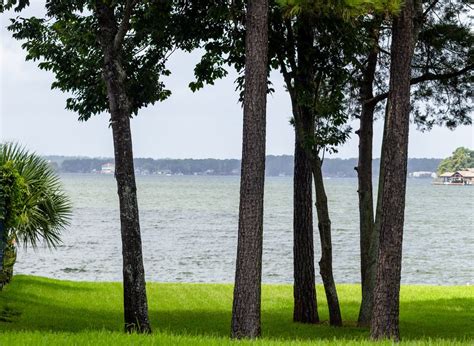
[0,143,72,288]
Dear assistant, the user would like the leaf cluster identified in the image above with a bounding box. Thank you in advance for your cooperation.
[7,0,223,121]
[0,0,29,13]
[0,162,28,231]
[411,0,473,130]
[277,0,400,19]
[0,143,72,249]
[437,147,474,174]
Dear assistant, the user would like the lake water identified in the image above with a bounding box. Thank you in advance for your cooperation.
[15,174,474,285]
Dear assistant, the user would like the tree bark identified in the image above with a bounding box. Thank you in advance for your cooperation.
[293,116,319,324]
[370,0,416,340]
[231,0,269,339]
[356,24,380,327]
[291,14,319,325]
[311,157,342,327]
[95,2,151,334]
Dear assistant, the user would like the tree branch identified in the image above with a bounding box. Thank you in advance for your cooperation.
[365,64,473,106]
[422,0,440,18]
[284,19,297,74]
[114,0,138,51]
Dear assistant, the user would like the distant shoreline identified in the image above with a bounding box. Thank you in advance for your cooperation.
[46,156,442,178]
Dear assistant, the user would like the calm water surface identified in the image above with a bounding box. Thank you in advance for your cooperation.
[16,174,474,284]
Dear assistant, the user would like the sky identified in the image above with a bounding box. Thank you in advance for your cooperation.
[1,4,472,160]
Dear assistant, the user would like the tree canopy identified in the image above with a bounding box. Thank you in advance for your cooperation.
[7,0,224,120]
[437,147,474,174]
[0,143,71,249]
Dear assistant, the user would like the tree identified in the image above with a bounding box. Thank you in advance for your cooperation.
[370,0,419,339]
[0,143,72,288]
[354,0,473,326]
[264,4,381,327]
[275,0,392,326]
[231,0,269,339]
[6,0,215,332]
[190,0,390,326]
[437,147,474,174]
[354,17,381,327]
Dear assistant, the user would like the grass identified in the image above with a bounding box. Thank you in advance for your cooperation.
[0,275,472,345]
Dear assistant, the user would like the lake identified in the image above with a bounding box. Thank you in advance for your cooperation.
[15,174,473,285]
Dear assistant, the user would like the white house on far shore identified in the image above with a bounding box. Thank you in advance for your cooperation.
[435,168,474,185]
[101,162,115,174]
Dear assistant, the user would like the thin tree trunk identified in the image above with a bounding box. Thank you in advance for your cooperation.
[291,14,319,324]
[96,3,151,334]
[370,0,416,340]
[293,116,319,324]
[231,0,269,339]
[311,157,342,327]
[356,25,379,327]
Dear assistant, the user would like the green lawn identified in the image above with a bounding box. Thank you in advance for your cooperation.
[0,275,472,345]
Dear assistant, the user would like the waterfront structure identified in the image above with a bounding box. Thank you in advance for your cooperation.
[410,171,436,178]
[101,162,115,174]
[434,168,474,185]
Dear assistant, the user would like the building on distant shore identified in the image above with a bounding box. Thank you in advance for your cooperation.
[410,171,436,178]
[434,168,474,185]
[101,162,115,174]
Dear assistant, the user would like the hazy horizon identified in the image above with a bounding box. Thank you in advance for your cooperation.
[41,153,449,160]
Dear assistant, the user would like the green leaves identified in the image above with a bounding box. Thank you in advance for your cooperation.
[7,1,198,121]
[0,0,30,13]
[277,0,400,19]
[411,3,473,131]
[437,147,474,174]
[0,143,72,249]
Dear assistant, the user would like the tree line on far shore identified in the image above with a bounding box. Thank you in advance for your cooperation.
[49,156,442,177]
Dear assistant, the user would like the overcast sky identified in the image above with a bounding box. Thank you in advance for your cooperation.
[1,4,472,159]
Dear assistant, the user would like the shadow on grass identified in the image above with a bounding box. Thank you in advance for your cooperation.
[7,275,97,292]
[0,276,472,342]
[152,297,473,342]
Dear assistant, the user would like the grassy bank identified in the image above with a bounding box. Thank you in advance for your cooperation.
[0,275,472,345]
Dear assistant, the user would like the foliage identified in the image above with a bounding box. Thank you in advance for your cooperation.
[437,147,474,174]
[7,1,224,121]
[277,0,400,19]
[0,275,472,344]
[0,0,29,13]
[348,0,473,130]
[52,156,442,177]
[411,0,473,130]
[0,162,28,231]
[0,143,71,287]
[189,0,406,158]
[0,143,71,249]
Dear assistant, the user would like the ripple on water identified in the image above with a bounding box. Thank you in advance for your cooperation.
[14,175,474,284]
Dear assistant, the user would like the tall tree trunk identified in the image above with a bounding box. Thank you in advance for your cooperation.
[293,115,319,324]
[96,3,151,334]
[311,157,342,327]
[292,14,319,324]
[370,0,416,340]
[231,0,269,339]
[356,24,380,327]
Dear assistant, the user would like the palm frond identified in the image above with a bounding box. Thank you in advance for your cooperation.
[0,142,72,249]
